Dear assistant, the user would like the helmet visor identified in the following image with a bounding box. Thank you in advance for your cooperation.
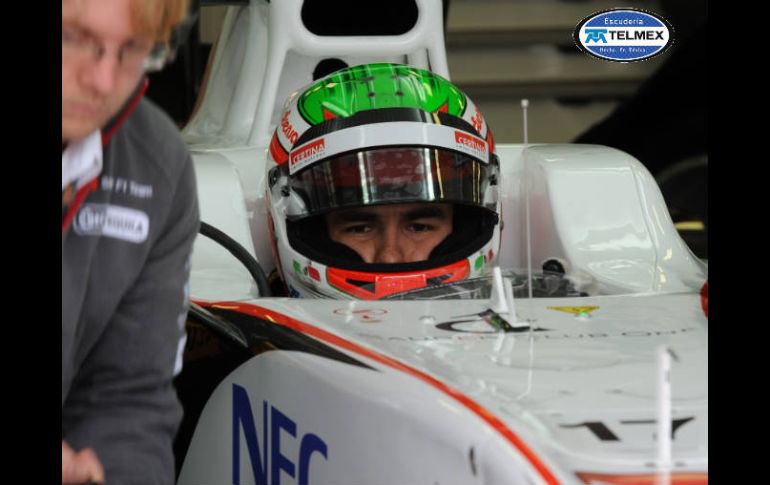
[288,146,497,219]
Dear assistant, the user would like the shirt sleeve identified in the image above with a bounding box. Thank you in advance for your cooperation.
[63,156,200,485]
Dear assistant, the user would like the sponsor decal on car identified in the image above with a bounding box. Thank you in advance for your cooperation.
[548,306,599,316]
[333,308,387,323]
[232,384,328,485]
[574,8,674,62]
[220,302,561,484]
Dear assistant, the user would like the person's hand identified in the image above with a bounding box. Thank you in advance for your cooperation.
[62,440,104,484]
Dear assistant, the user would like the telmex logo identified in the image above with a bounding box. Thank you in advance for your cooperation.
[454,131,487,159]
[574,8,674,62]
[290,138,326,167]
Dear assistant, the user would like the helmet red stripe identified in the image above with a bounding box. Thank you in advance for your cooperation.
[327,260,470,299]
[269,133,289,165]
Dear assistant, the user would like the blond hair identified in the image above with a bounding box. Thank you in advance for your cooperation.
[131,0,190,43]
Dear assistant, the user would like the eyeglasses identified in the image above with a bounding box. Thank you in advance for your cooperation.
[62,23,172,73]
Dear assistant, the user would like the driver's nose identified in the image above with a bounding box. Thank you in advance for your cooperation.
[373,225,405,264]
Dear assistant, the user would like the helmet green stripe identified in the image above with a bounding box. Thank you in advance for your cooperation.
[297,63,467,124]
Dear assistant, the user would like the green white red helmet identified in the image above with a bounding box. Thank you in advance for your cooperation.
[266,63,501,299]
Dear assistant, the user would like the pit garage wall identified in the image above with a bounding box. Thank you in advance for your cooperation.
[194,0,671,144]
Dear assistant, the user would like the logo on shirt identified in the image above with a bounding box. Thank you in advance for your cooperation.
[73,203,149,243]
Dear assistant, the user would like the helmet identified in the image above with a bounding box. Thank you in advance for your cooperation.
[266,63,501,299]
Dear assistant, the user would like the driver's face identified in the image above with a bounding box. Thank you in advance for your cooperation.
[326,203,453,264]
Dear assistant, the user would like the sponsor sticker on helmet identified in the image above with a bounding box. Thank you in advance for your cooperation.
[454,131,488,162]
[574,8,674,62]
[280,110,299,146]
[289,138,326,174]
[307,266,321,281]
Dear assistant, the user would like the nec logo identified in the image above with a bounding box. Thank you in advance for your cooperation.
[290,138,325,168]
[454,131,486,159]
[233,384,328,485]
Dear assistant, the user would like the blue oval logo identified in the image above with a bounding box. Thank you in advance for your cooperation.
[574,8,674,62]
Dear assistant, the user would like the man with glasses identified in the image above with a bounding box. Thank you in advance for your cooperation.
[62,0,198,483]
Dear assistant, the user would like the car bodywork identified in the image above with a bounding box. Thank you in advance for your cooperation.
[176,1,708,483]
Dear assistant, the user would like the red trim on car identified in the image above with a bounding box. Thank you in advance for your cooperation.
[196,300,560,484]
[700,281,708,318]
[576,471,708,485]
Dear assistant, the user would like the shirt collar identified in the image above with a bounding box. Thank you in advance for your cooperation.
[62,129,102,191]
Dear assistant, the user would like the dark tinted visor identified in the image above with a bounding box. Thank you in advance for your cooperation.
[288,146,497,218]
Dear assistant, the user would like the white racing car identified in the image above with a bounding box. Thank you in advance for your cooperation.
[174,1,708,484]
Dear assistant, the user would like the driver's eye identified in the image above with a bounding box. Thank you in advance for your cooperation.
[344,224,372,234]
[408,223,431,233]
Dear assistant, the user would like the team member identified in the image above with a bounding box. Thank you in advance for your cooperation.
[62,0,198,482]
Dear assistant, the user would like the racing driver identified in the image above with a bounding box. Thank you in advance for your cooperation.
[265,63,502,300]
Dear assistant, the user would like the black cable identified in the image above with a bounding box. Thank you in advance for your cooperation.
[199,221,272,297]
